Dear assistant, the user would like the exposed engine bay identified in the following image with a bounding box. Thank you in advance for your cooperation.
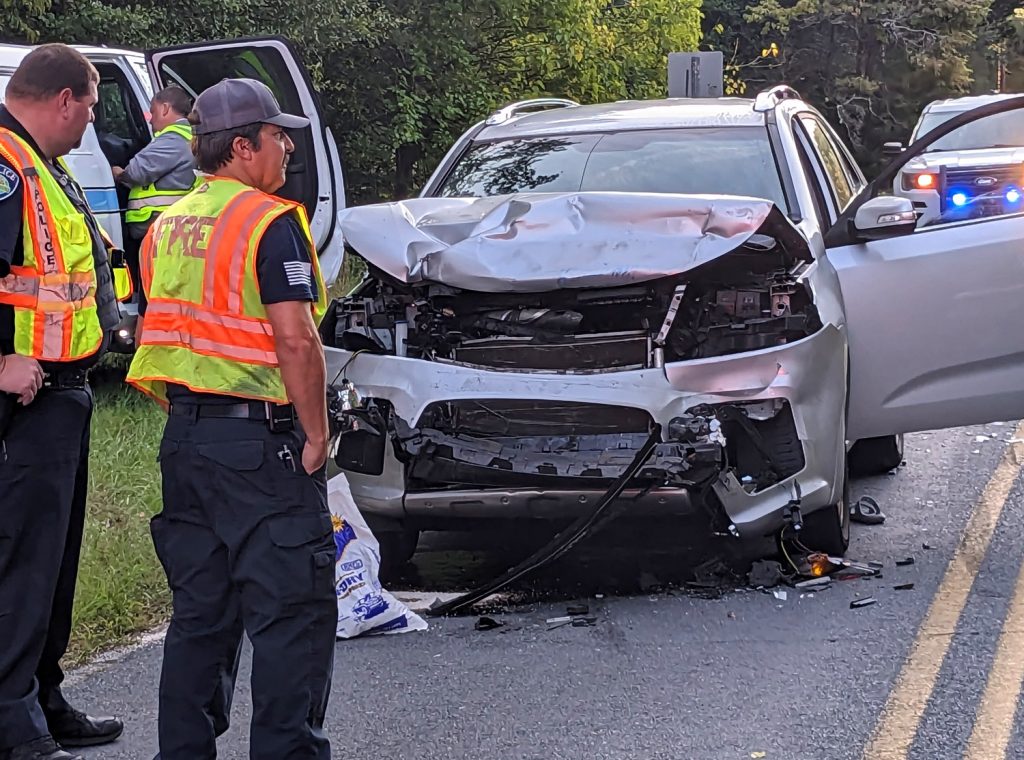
[324,194,825,525]
[327,233,821,373]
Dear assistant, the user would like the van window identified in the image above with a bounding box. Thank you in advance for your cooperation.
[92,61,150,169]
[152,45,318,215]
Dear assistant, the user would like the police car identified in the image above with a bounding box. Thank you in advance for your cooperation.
[889,93,1024,227]
[0,37,347,352]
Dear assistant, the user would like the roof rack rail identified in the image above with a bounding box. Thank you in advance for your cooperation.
[485,98,580,126]
[753,85,803,112]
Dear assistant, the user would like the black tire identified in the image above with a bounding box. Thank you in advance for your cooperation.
[377,529,419,582]
[849,435,904,476]
[799,463,851,556]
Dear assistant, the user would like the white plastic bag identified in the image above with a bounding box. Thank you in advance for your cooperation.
[327,473,428,639]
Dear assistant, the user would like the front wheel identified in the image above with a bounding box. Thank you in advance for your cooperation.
[799,462,851,556]
[849,435,904,476]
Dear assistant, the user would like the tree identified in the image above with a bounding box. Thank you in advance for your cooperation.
[709,0,993,172]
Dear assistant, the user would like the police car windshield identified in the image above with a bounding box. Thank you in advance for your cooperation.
[438,127,789,210]
[915,109,1024,152]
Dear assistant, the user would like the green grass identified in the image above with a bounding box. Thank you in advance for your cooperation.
[68,255,365,663]
[72,366,169,664]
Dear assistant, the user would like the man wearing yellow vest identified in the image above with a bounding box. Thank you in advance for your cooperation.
[111,85,196,242]
[0,45,125,760]
[127,78,335,760]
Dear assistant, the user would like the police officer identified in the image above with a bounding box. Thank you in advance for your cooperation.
[126,78,336,759]
[112,85,197,241]
[0,45,125,760]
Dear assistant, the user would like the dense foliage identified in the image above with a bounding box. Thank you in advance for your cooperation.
[0,0,700,202]
[2,0,1022,191]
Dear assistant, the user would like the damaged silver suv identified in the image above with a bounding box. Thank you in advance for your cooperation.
[324,88,1024,568]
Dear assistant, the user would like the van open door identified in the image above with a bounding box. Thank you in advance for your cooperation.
[146,37,347,283]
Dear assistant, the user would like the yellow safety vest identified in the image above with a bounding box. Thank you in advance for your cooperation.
[125,123,197,224]
[0,129,103,361]
[127,176,327,406]
[57,156,132,303]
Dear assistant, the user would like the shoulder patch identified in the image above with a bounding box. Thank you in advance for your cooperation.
[0,164,20,202]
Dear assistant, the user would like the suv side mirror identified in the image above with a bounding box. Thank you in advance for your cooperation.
[853,196,917,240]
[883,141,905,157]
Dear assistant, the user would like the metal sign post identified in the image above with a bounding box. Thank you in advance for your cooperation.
[668,52,724,98]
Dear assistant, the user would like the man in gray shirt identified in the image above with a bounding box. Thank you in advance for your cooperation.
[112,85,197,241]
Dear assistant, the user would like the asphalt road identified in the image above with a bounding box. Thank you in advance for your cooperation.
[66,422,1024,760]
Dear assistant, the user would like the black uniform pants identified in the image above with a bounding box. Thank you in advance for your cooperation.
[152,411,336,760]
[0,387,92,750]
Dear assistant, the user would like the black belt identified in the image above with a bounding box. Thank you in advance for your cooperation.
[169,400,296,431]
[42,368,89,390]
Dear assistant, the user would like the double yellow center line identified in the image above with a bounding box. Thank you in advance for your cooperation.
[864,422,1024,760]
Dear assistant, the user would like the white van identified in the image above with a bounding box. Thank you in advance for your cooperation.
[0,37,347,352]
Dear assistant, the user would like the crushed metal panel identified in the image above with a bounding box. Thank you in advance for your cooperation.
[338,192,809,292]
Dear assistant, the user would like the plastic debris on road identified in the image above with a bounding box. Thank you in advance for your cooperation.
[850,597,877,609]
[475,616,504,631]
[851,496,885,525]
[748,559,784,588]
[328,474,428,639]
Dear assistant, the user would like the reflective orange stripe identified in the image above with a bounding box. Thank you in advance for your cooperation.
[143,301,276,353]
[0,136,65,276]
[227,198,279,314]
[202,192,279,314]
[201,191,248,309]
[140,329,278,364]
[145,299,275,336]
[140,229,156,295]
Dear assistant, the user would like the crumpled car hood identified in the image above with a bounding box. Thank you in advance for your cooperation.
[338,192,810,292]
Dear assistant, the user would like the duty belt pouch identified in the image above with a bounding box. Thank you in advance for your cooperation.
[265,402,295,433]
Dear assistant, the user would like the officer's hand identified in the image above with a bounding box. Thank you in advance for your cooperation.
[301,436,329,475]
[0,354,44,405]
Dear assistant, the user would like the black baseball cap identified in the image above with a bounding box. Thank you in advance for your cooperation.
[192,78,310,135]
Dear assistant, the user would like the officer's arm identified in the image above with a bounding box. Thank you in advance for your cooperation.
[118,135,179,187]
[265,301,328,458]
[257,214,328,473]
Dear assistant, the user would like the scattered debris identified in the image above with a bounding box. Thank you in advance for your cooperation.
[773,590,788,602]
[851,496,886,525]
[799,553,880,579]
[475,616,505,631]
[547,610,598,630]
[728,611,737,619]
[922,543,934,550]
[975,435,992,443]
[566,603,590,616]
[751,753,767,759]
[895,583,915,591]
[896,557,916,567]
[795,577,832,590]
[687,557,744,599]
[851,597,878,609]
[546,616,573,630]
[749,560,784,588]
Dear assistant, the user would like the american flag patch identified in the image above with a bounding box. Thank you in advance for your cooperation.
[283,261,312,288]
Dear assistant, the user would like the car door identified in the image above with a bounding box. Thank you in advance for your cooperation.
[146,37,347,283]
[823,95,1024,440]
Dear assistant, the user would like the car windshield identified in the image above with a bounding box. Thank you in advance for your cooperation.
[438,127,789,210]
[914,108,1024,151]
